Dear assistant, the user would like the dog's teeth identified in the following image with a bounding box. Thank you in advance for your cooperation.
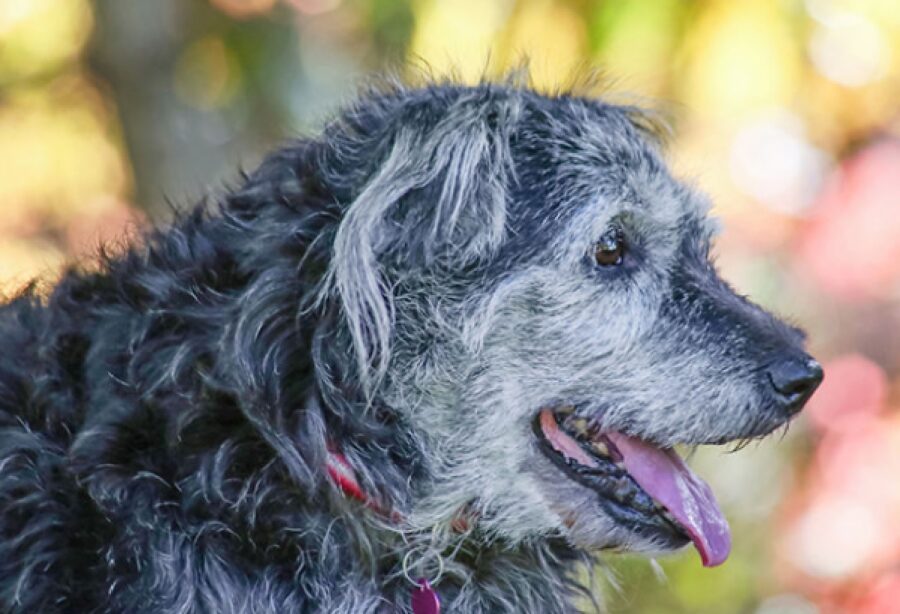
[591,441,609,457]
[570,418,588,435]
[557,405,575,415]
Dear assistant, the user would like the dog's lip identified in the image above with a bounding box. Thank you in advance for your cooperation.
[533,411,689,552]
[535,408,732,567]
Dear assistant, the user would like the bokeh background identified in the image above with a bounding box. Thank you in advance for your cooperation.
[2,0,899,612]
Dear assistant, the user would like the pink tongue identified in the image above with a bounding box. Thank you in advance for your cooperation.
[605,432,731,567]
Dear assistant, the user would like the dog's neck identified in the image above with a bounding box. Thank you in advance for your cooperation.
[319,444,591,613]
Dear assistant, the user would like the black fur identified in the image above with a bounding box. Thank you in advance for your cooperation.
[0,82,586,613]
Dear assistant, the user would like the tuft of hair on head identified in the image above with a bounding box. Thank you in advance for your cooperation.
[563,66,677,148]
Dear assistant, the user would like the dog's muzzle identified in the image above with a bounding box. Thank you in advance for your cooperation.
[534,408,731,566]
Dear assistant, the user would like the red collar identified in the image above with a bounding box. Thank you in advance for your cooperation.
[324,447,473,532]
[324,447,444,613]
[324,447,401,521]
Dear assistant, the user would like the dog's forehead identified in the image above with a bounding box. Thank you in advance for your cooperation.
[509,94,713,243]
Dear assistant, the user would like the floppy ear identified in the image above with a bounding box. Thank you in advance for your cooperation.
[323,92,520,388]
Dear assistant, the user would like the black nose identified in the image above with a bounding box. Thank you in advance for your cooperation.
[767,356,823,413]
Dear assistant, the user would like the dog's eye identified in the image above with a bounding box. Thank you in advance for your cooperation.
[594,228,625,266]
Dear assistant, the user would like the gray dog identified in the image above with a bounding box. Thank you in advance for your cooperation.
[0,78,822,613]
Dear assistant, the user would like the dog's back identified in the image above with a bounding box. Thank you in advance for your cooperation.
[0,222,289,611]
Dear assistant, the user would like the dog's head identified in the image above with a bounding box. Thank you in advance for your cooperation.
[314,81,821,567]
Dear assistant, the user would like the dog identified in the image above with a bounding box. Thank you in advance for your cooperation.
[0,78,822,613]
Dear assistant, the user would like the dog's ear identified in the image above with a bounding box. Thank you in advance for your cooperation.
[322,91,520,387]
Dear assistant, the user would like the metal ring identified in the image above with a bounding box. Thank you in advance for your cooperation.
[401,546,445,587]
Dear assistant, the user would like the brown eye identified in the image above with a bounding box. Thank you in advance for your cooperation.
[594,228,625,266]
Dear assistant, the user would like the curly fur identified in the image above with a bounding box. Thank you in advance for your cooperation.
[0,76,816,613]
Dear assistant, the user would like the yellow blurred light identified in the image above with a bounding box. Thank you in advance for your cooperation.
[0,237,65,294]
[678,0,801,120]
[501,0,588,91]
[0,0,34,33]
[173,37,242,110]
[409,0,511,82]
[593,0,683,97]
[808,14,889,87]
[806,0,900,28]
[0,0,92,82]
[0,78,129,229]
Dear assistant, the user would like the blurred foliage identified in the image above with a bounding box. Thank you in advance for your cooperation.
[2,0,900,612]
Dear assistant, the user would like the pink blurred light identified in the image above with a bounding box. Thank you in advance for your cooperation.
[804,353,887,433]
[850,571,900,614]
[780,352,900,583]
[783,413,900,580]
[813,417,900,512]
[796,139,900,300]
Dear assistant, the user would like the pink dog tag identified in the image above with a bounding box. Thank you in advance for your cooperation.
[411,578,440,614]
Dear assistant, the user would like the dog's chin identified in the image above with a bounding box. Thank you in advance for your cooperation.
[530,408,730,567]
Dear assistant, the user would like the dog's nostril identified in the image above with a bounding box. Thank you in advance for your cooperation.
[767,356,824,413]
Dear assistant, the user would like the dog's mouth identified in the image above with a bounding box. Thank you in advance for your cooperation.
[533,408,731,567]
